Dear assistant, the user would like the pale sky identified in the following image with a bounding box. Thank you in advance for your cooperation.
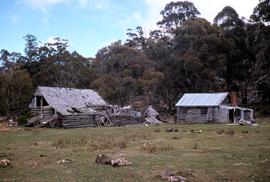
[0,0,259,57]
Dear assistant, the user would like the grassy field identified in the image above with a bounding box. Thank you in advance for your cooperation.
[0,118,270,182]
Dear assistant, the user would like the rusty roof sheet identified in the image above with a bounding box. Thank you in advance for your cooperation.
[175,92,229,107]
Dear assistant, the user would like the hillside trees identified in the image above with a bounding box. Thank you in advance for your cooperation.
[157,1,200,32]
[249,0,270,103]
[214,6,254,104]
[92,41,164,105]
[32,38,93,88]
[172,19,227,91]
[24,34,39,62]
[0,50,33,115]
[251,0,270,23]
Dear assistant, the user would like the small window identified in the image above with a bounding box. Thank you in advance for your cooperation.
[200,108,208,115]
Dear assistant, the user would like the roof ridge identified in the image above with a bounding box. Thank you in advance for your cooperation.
[183,92,229,94]
[37,86,95,91]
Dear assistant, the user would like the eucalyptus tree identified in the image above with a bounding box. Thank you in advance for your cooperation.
[158,1,200,33]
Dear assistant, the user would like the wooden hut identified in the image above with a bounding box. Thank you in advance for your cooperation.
[175,92,254,123]
[28,86,108,128]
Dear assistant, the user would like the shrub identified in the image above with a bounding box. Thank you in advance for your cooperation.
[17,112,32,126]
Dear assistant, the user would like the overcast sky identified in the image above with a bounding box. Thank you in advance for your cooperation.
[0,0,259,57]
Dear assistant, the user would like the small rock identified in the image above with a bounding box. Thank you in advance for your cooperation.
[57,159,73,164]
[95,154,111,165]
[0,159,11,168]
[158,171,186,182]
[226,130,234,135]
[216,130,225,134]
[168,175,186,182]
[242,130,248,134]
[191,129,202,133]
[166,128,174,132]
[173,128,179,132]
[111,158,132,167]
[32,161,38,169]
[172,136,180,140]
[154,129,160,132]
[233,162,251,166]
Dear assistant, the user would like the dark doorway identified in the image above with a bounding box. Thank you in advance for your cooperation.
[229,109,234,123]
[36,96,49,107]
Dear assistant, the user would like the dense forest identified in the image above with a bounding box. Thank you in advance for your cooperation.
[0,0,269,116]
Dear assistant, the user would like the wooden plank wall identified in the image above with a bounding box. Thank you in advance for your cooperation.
[176,107,229,123]
[213,107,229,123]
[61,114,96,128]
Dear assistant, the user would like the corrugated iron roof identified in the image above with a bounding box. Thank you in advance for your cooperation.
[175,92,229,107]
[34,86,107,115]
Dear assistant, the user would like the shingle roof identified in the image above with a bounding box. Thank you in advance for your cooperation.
[175,92,229,107]
[34,86,107,115]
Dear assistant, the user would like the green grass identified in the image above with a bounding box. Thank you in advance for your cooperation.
[1,118,270,182]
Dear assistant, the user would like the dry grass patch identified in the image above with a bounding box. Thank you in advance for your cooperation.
[141,142,174,153]
[52,136,128,151]
[51,136,89,149]
[141,143,157,153]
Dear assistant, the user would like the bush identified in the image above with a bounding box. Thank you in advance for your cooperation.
[17,112,32,126]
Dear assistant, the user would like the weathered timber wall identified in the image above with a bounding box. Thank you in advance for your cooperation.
[110,115,143,126]
[213,107,229,123]
[30,107,55,118]
[30,108,41,115]
[61,114,96,128]
[176,106,229,123]
[176,107,209,123]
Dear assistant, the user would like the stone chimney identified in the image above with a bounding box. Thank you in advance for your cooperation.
[229,91,238,107]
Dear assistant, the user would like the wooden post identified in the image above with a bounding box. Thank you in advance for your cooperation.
[33,96,37,108]
[40,97,43,118]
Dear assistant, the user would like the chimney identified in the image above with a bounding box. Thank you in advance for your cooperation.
[229,91,238,107]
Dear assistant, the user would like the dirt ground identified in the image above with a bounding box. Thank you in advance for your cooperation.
[0,122,12,132]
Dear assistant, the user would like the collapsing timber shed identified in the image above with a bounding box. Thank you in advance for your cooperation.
[28,86,109,128]
[175,92,254,123]
[28,86,160,128]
